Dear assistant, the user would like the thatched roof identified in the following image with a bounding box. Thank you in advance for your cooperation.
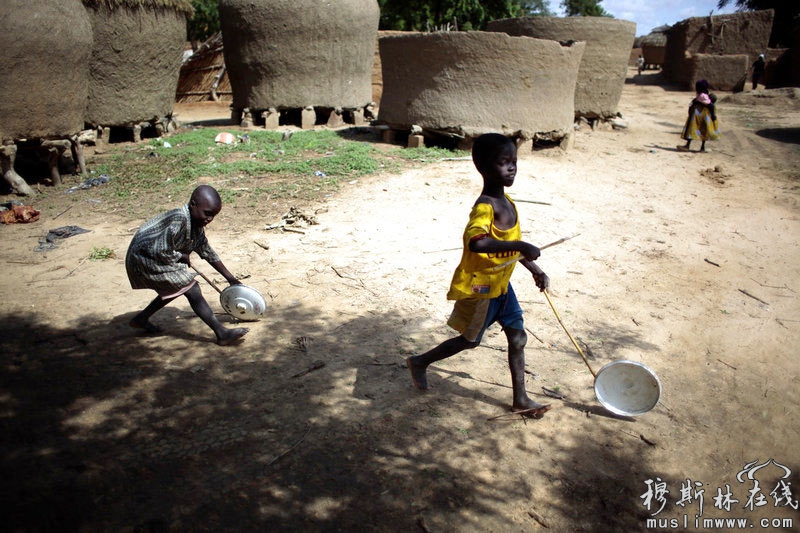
[81,0,194,15]
[641,25,670,47]
[175,33,231,103]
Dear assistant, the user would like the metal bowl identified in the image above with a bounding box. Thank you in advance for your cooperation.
[219,284,267,321]
[594,360,661,416]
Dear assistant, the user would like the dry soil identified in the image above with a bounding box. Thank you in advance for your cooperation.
[2,69,799,531]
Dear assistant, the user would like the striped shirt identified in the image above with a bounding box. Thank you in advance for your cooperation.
[125,204,220,292]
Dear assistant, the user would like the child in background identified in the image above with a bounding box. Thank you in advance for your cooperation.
[406,133,551,418]
[678,79,720,153]
[125,185,249,346]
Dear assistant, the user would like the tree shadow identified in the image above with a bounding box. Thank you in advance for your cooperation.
[1,303,660,530]
[755,127,800,145]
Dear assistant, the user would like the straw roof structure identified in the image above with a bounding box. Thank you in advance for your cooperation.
[82,0,194,14]
[175,33,232,103]
[641,26,669,47]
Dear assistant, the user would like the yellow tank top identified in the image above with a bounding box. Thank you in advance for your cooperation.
[447,196,521,300]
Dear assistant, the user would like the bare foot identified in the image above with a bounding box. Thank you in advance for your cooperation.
[406,357,428,390]
[217,327,249,346]
[676,145,690,152]
[512,399,552,419]
[129,318,162,334]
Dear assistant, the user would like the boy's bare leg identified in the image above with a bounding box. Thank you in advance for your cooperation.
[406,336,477,390]
[184,284,249,345]
[506,328,551,417]
[130,296,171,333]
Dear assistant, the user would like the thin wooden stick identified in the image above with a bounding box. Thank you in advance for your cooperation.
[515,199,552,206]
[543,290,597,378]
[53,205,73,219]
[491,234,580,271]
[738,288,769,306]
[266,424,311,466]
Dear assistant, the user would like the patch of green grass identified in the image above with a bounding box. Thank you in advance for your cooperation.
[391,146,469,162]
[86,128,465,219]
[89,246,116,261]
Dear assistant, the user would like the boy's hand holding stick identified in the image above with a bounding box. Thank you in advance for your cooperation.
[491,233,580,271]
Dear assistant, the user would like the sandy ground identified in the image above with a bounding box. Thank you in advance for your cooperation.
[2,69,800,531]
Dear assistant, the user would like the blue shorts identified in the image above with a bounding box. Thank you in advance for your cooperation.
[447,283,524,343]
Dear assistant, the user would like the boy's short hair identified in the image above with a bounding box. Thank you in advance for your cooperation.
[472,133,514,175]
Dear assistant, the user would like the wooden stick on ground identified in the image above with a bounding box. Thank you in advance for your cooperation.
[266,424,311,466]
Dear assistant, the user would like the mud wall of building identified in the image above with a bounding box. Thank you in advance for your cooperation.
[664,10,774,87]
[688,54,749,91]
[0,0,92,141]
[220,0,379,112]
[377,32,585,139]
[642,45,665,66]
[488,17,636,119]
[84,6,186,127]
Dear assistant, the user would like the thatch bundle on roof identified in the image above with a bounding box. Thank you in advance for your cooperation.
[641,26,669,47]
[641,25,669,66]
[82,0,189,128]
[82,0,194,14]
[176,33,232,103]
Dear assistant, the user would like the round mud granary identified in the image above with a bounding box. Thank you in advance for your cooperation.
[489,17,636,120]
[82,0,192,131]
[0,0,92,142]
[0,0,93,195]
[377,32,585,144]
[219,0,379,126]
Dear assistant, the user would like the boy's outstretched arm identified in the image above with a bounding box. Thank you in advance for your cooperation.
[209,260,242,286]
[469,235,540,261]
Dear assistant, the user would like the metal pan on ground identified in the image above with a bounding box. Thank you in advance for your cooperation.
[193,267,267,321]
[543,290,661,416]
[593,360,662,416]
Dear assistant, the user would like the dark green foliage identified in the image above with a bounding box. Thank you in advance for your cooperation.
[187,0,219,45]
[560,0,611,17]
[378,0,551,31]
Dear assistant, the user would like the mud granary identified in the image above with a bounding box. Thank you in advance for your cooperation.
[0,0,93,196]
[83,0,190,142]
[220,0,379,129]
[488,16,636,121]
[377,31,585,149]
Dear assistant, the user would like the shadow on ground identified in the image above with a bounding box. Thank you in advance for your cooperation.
[756,126,800,145]
[0,304,657,530]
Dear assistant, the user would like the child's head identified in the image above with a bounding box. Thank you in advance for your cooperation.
[189,185,222,227]
[695,79,710,94]
[472,133,517,185]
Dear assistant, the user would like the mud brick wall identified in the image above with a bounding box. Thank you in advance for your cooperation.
[663,10,774,87]
[687,54,750,91]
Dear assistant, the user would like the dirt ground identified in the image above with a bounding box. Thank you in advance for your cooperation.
[2,69,800,531]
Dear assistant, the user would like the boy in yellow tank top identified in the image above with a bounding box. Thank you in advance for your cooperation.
[406,133,551,418]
